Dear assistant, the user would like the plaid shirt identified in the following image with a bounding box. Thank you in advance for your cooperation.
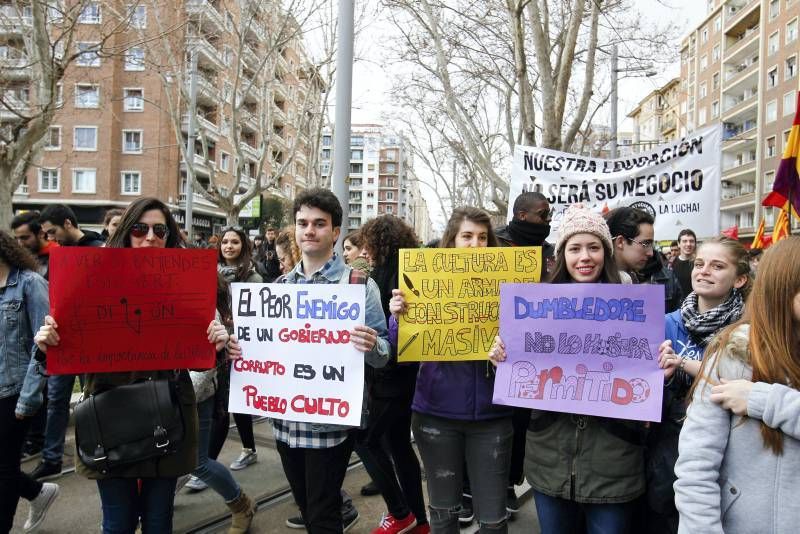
[270,253,357,449]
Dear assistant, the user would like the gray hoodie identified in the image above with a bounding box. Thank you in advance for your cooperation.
[674,324,800,534]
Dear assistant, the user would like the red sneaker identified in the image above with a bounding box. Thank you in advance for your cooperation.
[408,523,430,534]
[371,512,417,534]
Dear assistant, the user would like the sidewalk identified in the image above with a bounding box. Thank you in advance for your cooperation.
[13,416,539,533]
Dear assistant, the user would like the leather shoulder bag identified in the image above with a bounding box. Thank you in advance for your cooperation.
[74,378,185,474]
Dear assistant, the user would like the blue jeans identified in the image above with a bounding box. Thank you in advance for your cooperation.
[96,477,176,533]
[193,397,241,502]
[412,413,512,534]
[533,490,633,534]
[42,374,82,465]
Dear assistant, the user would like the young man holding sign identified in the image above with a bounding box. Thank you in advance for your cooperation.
[273,188,390,534]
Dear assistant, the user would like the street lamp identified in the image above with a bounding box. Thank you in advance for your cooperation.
[610,44,656,158]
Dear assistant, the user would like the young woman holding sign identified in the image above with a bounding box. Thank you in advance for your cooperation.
[216,226,262,473]
[489,204,649,534]
[674,237,800,533]
[389,207,513,534]
[33,197,236,533]
[644,236,751,533]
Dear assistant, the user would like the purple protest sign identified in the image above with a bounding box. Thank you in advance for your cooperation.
[493,283,665,422]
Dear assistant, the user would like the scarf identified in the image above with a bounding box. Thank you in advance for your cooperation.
[680,288,744,348]
[507,220,551,247]
[217,264,239,283]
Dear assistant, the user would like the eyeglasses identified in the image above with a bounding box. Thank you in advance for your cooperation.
[524,207,553,222]
[221,226,244,233]
[627,237,655,250]
[130,223,169,240]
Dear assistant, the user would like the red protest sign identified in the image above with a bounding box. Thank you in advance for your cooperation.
[47,247,217,374]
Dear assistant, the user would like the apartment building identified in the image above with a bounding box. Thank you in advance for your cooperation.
[319,124,433,243]
[679,0,799,240]
[3,1,321,234]
[627,78,682,151]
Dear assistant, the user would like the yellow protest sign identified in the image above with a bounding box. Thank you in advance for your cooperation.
[397,246,541,362]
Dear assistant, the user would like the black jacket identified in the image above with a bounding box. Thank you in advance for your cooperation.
[75,230,106,247]
[494,225,554,280]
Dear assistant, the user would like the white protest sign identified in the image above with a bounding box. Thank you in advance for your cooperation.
[509,124,722,239]
[230,282,366,426]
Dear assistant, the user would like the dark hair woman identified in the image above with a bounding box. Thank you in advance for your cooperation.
[357,215,427,531]
[389,206,513,532]
[216,226,262,473]
[33,197,235,533]
[0,232,55,533]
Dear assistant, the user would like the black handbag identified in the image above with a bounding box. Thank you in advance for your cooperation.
[74,378,185,474]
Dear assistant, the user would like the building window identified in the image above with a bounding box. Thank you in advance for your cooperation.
[785,92,797,116]
[322,136,331,146]
[768,66,778,88]
[787,19,798,44]
[766,136,777,157]
[55,83,63,107]
[78,2,101,23]
[385,149,397,161]
[124,47,145,71]
[701,27,708,43]
[72,169,96,193]
[121,171,141,195]
[712,72,720,89]
[387,191,394,200]
[39,168,60,192]
[698,107,707,125]
[786,56,797,79]
[122,130,143,153]
[123,88,143,111]
[75,84,99,108]
[766,100,778,123]
[700,55,707,70]
[76,42,100,67]
[351,149,363,160]
[714,15,721,32]
[128,4,146,28]
[349,163,363,174]
[768,31,779,55]
[711,101,719,118]
[770,0,780,19]
[321,149,331,160]
[712,44,720,62]
[386,205,393,214]
[366,192,374,198]
[44,126,61,150]
[74,126,98,151]
[385,163,397,173]
[699,82,707,98]
[220,152,230,172]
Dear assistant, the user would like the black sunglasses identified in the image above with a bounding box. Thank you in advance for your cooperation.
[130,222,169,239]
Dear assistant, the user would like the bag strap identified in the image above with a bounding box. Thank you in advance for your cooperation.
[83,395,110,473]
[149,380,170,449]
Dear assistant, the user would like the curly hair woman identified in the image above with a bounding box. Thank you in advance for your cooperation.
[357,215,427,532]
[0,231,54,532]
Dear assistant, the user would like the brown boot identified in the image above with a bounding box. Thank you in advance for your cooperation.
[227,491,256,534]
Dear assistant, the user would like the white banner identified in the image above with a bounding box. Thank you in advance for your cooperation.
[509,125,722,240]
[230,282,366,426]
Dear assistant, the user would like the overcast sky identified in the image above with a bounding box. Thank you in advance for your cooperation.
[329,1,710,227]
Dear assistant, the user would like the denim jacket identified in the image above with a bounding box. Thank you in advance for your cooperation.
[0,268,49,416]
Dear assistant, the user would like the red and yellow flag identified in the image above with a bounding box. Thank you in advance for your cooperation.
[750,218,766,249]
[763,91,800,219]
[772,203,790,243]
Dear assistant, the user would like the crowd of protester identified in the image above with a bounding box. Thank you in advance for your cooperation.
[1,189,798,534]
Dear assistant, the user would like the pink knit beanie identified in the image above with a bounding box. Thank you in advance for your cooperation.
[555,204,613,254]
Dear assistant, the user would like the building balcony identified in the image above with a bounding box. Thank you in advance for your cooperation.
[0,53,31,80]
[661,118,677,135]
[242,43,259,68]
[273,105,287,125]
[0,6,31,36]
[178,192,222,214]
[241,141,260,161]
[723,59,758,89]
[13,182,28,197]
[721,93,757,122]
[186,35,224,71]
[722,160,756,179]
[241,110,259,132]
[724,0,759,33]
[185,0,225,34]
[0,94,29,121]
[273,82,289,101]
[720,192,755,209]
[182,113,220,142]
[724,26,759,64]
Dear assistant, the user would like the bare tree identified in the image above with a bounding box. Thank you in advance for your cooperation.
[0,0,148,228]
[135,0,328,226]
[384,0,679,216]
